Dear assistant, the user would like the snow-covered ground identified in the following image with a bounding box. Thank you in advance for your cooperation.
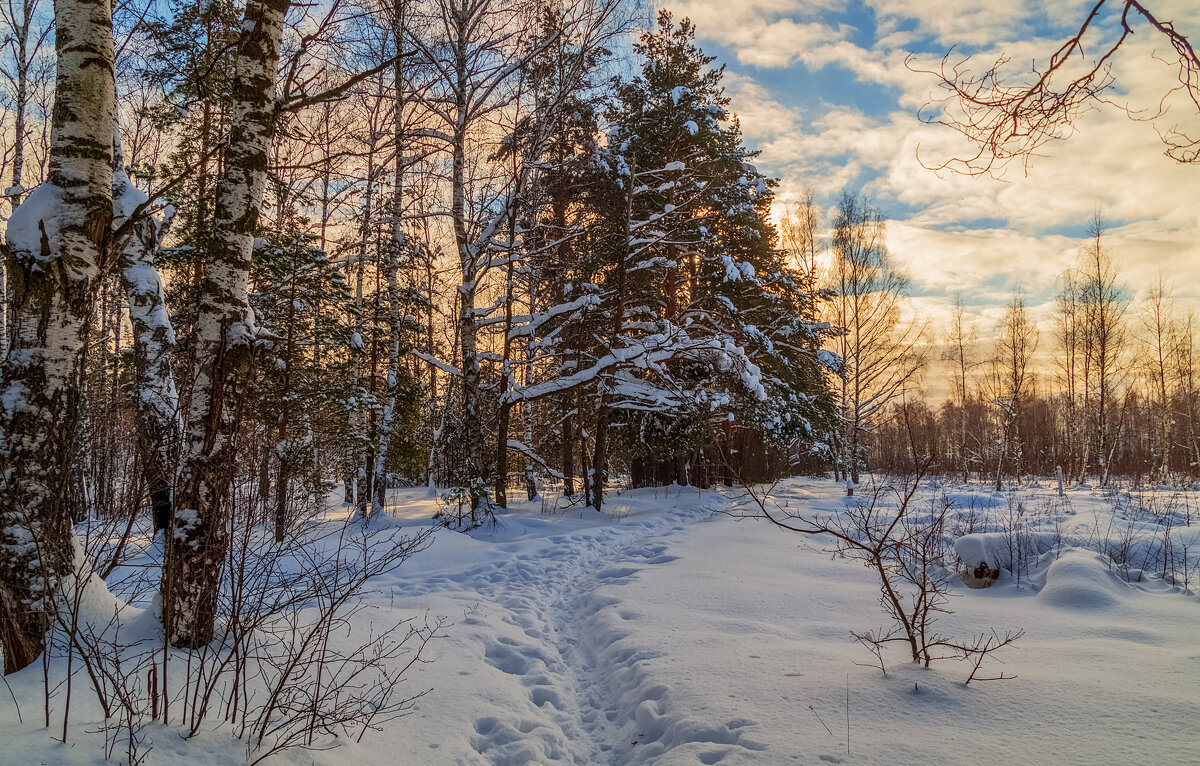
[3,478,1200,765]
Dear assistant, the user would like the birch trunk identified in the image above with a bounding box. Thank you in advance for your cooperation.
[451,91,482,523]
[114,155,180,535]
[522,345,536,500]
[0,0,115,674]
[495,255,515,509]
[994,413,1009,492]
[561,401,575,495]
[372,9,407,518]
[166,0,288,649]
[452,70,484,515]
[4,0,37,210]
[352,141,375,517]
[369,230,403,519]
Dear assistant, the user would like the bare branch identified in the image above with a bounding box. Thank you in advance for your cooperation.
[911,1,1200,174]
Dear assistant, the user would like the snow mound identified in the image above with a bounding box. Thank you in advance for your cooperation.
[954,533,1008,571]
[955,531,1060,575]
[1036,550,1130,611]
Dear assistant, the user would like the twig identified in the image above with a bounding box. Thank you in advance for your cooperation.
[845,674,850,756]
[809,705,832,737]
[0,671,20,723]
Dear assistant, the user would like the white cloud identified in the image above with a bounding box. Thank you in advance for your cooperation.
[886,221,1072,300]
[671,0,1200,369]
[663,0,901,80]
[865,0,1031,48]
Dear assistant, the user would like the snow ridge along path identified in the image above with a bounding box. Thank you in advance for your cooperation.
[380,486,766,766]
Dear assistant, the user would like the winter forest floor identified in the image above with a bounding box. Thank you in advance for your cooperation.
[3,478,1200,765]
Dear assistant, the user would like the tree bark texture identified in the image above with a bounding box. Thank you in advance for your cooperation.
[166,0,288,649]
[372,14,408,519]
[0,0,115,674]
[115,161,180,535]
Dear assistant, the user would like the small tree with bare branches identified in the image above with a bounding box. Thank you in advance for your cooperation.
[732,467,1022,682]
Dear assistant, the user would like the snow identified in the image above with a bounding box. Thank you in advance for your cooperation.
[5,183,62,266]
[112,168,148,221]
[122,262,161,296]
[1,379,34,419]
[171,507,199,541]
[719,256,755,283]
[721,255,744,282]
[412,349,463,378]
[3,480,1199,764]
[817,348,841,370]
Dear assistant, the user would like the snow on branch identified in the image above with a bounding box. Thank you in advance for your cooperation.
[411,350,462,378]
[506,440,563,479]
[501,329,765,406]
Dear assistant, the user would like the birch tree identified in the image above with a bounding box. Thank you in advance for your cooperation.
[368,0,411,519]
[827,191,926,493]
[1064,215,1129,485]
[114,145,180,534]
[1139,279,1181,481]
[0,0,53,357]
[941,296,978,481]
[0,0,114,673]
[166,0,289,649]
[1172,314,1200,478]
[0,0,51,208]
[779,188,822,298]
[406,0,618,515]
[987,290,1038,490]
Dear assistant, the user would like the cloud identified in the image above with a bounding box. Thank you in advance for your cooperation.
[663,0,905,81]
[673,0,1200,367]
[885,222,1072,301]
[865,0,1032,49]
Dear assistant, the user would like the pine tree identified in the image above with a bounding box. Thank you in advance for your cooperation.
[602,11,834,491]
[250,232,360,539]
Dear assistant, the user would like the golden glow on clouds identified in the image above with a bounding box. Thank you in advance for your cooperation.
[661,0,1200,378]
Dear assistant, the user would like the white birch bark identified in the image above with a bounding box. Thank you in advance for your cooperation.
[114,148,180,534]
[166,0,288,649]
[351,131,375,518]
[372,14,408,518]
[0,0,114,674]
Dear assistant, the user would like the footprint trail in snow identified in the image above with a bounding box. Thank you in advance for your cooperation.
[380,489,766,765]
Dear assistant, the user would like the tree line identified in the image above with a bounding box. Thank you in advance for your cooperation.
[865,217,1200,489]
[2,0,1195,685]
[0,1,838,675]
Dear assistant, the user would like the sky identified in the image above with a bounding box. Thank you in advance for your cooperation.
[656,0,1200,397]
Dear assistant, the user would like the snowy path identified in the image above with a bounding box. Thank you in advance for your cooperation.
[380,488,766,765]
[370,481,1200,766]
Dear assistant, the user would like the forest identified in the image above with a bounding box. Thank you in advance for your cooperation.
[1,0,1199,763]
